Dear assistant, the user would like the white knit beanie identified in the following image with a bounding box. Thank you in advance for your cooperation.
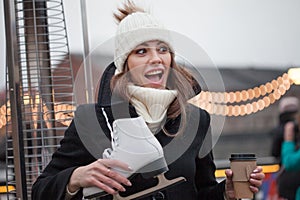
[114,12,174,73]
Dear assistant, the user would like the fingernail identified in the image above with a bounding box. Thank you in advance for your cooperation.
[120,187,126,192]
[127,181,132,186]
[128,166,133,171]
[249,185,255,190]
[249,178,256,182]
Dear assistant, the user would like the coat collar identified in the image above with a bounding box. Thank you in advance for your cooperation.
[97,62,118,107]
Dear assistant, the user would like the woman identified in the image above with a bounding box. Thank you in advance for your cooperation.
[282,120,300,200]
[32,1,264,199]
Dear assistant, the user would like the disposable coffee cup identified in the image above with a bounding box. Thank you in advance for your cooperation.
[230,153,257,199]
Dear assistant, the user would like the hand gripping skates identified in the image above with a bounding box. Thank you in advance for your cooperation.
[83,116,185,199]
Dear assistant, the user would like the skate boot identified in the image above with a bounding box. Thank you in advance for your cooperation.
[83,116,168,199]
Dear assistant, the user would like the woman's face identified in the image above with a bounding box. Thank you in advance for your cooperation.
[127,40,172,89]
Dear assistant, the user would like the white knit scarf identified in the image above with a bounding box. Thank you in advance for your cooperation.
[127,85,178,134]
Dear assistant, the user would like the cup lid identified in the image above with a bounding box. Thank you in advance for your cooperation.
[229,153,256,161]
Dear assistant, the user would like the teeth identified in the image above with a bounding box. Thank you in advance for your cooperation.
[146,70,163,76]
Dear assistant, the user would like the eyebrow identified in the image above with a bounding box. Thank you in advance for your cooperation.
[137,41,166,47]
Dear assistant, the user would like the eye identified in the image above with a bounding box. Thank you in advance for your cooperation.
[157,45,169,53]
[134,48,147,55]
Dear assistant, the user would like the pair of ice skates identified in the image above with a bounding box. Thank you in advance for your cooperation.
[83,116,186,199]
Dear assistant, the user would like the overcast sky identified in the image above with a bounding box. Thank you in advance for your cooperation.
[1,0,300,89]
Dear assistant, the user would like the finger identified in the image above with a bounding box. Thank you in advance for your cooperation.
[100,159,132,171]
[225,190,236,199]
[224,169,234,192]
[96,173,128,192]
[90,163,131,188]
[225,169,233,178]
[252,166,263,173]
[249,177,263,188]
[250,172,265,181]
[249,185,259,193]
[90,178,118,195]
[88,172,126,193]
[106,168,111,176]
[251,167,265,181]
[96,159,132,187]
[102,167,132,187]
[88,161,131,188]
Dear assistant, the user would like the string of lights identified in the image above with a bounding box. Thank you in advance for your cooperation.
[0,100,74,129]
[189,72,294,116]
[0,71,299,129]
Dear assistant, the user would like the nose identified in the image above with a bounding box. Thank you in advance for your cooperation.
[149,49,162,65]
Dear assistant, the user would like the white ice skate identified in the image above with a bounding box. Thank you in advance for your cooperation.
[83,116,168,199]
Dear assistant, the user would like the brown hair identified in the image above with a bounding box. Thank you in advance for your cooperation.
[111,53,199,137]
[113,0,145,24]
[111,1,199,136]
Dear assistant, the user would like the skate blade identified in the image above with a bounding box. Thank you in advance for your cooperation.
[113,174,186,200]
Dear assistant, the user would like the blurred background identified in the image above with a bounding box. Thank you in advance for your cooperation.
[1,0,300,199]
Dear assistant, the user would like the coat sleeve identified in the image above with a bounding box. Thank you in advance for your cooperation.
[31,104,107,200]
[31,119,95,200]
[195,151,225,199]
[194,108,225,200]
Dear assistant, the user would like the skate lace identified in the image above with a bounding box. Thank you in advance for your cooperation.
[101,108,119,159]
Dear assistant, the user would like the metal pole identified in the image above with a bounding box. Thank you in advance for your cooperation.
[80,0,94,103]
[4,0,28,199]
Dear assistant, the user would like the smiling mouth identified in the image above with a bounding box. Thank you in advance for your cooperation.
[144,70,163,82]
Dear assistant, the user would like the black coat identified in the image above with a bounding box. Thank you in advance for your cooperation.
[32,63,226,200]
